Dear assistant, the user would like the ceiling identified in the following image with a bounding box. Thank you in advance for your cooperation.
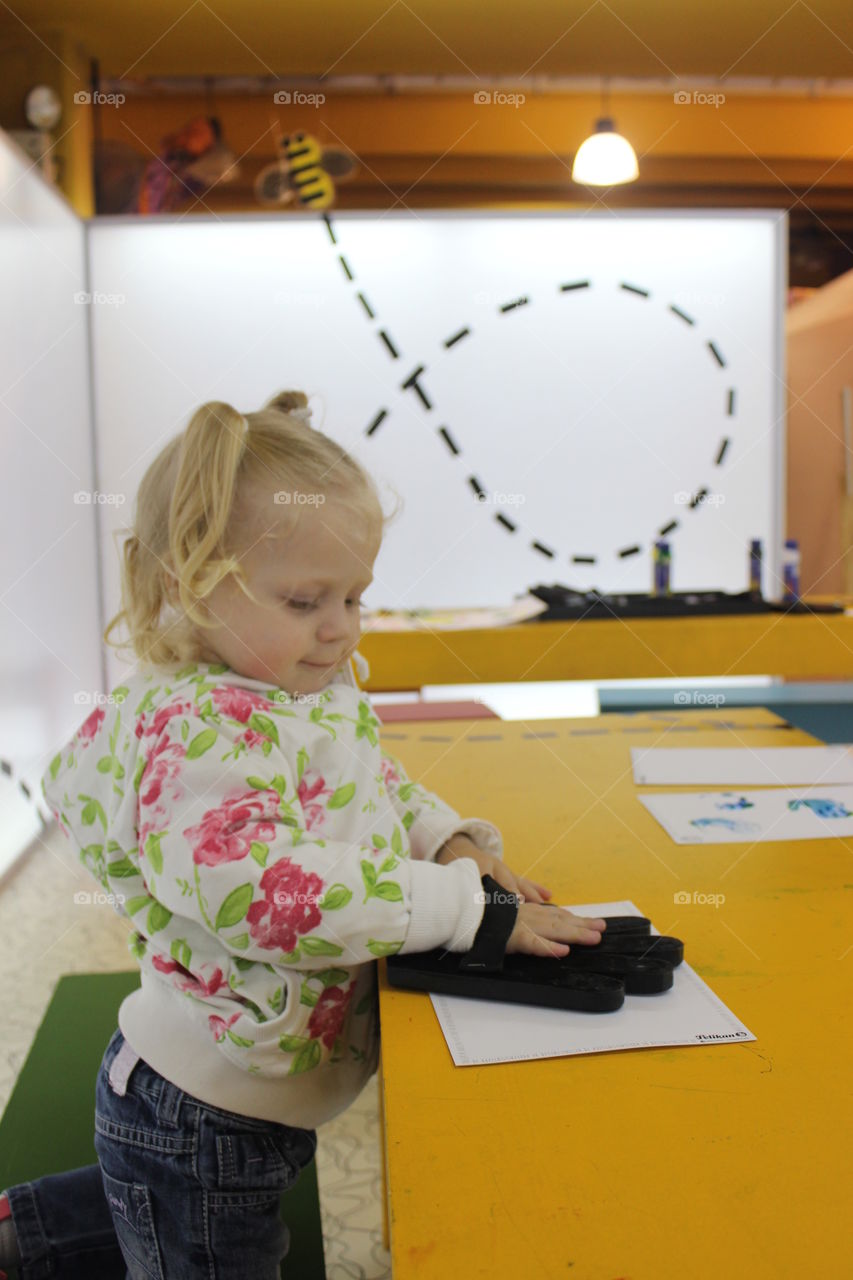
[3,0,853,80]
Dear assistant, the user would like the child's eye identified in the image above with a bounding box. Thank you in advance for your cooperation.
[284,599,316,611]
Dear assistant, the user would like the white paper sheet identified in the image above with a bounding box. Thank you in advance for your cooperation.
[430,901,755,1067]
[631,745,853,787]
[638,784,853,843]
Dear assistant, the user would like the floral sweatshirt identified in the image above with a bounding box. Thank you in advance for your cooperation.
[40,653,502,1129]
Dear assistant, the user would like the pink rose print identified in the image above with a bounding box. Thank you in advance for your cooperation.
[184,789,280,867]
[138,737,188,850]
[297,771,335,832]
[380,756,401,789]
[76,707,105,746]
[150,953,227,998]
[307,983,355,1050]
[208,1012,242,1043]
[210,686,271,724]
[212,687,279,752]
[144,699,196,742]
[246,857,324,952]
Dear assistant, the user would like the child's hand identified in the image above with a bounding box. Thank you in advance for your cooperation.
[435,837,553,904]
[504,904,607,959]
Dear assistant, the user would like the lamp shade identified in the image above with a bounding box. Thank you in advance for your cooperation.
[572,117,639,186]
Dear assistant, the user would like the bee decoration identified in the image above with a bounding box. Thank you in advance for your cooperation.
[255,132,358,210]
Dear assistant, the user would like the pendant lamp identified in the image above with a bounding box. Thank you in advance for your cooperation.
[572,82,639,186]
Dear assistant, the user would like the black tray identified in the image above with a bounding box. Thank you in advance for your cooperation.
[386,916,684,1013]
[526,584,844,621]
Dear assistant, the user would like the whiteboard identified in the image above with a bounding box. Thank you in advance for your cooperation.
[88,210,785,687]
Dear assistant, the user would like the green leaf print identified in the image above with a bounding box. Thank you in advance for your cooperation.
[300,937,344,957]
[397,782,416,802]
[290,1040,321,1075]
[107,857,138,879]
[249,841,269,868]
[278,948,300,964]
[81,795,107,831]
[355,701,379,746]
[226,1029,255,1048]
[402,811,415,831]
[354,994,373,1015]
[328,782,356,809]
[135,688,158,717]
[246,776,272,791]
[215,884,253,931]
[373,881,403,903]
[378,856,398,874]
[248,712,280,747]
[366,939,403,957]
[96,755,113,774]
[391,827,403,856]
[296,746,308,784]
[48,752,62,782]
[145,833,164,875]
[227,932,249,950]
[111,685,129,705]
[125,895,152,916]
[129,932,147,959]
[186,728,217,759]
[170,938,192,968]
[300,983,319,1007]
[360,860,377,889]
[133,756,147,793]
[279,1034,309,1052]
[318,884,352,910]
[312,968,349,988]
[268,987,284,1014]
[146,902,172,933]
[372,834,387,849]
[233,956,254,971]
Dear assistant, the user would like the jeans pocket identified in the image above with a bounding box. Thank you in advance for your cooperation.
[99,1167,165,1280]
[214,1129,301,1196]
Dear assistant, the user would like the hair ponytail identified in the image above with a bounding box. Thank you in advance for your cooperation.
[167,401,256,628]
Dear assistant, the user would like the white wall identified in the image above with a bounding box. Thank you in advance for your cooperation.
[88,209,785,691]
[0,132,102,877]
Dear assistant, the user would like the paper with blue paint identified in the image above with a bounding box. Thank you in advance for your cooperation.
[638,785,853,843]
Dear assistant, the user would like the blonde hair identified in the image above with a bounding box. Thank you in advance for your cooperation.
[104,390,400,668]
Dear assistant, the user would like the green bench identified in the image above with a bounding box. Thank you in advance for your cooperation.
[0,972,326,1277]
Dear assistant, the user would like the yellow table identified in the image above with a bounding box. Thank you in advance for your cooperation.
[358,603,853,688]
[375,706,852,1279]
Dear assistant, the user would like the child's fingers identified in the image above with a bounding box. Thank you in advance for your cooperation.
[514,879,544,904]
[507,905,605,957]
[516,877,551,902]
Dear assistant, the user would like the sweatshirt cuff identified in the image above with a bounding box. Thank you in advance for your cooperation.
[415,816,505,864]
[399,856,485,955]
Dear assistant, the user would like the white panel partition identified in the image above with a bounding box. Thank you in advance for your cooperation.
[0,132,102,876]
[87,211,783,691]
[87,211,785,690]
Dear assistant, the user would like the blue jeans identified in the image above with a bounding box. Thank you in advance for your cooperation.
[5,1028,318,1279]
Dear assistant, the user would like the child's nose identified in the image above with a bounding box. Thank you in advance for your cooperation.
[316,603,354,642]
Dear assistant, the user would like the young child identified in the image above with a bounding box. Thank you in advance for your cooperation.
[0,391,606,1279]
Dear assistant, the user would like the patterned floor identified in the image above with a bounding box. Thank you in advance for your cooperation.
[0,825,391,1279]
